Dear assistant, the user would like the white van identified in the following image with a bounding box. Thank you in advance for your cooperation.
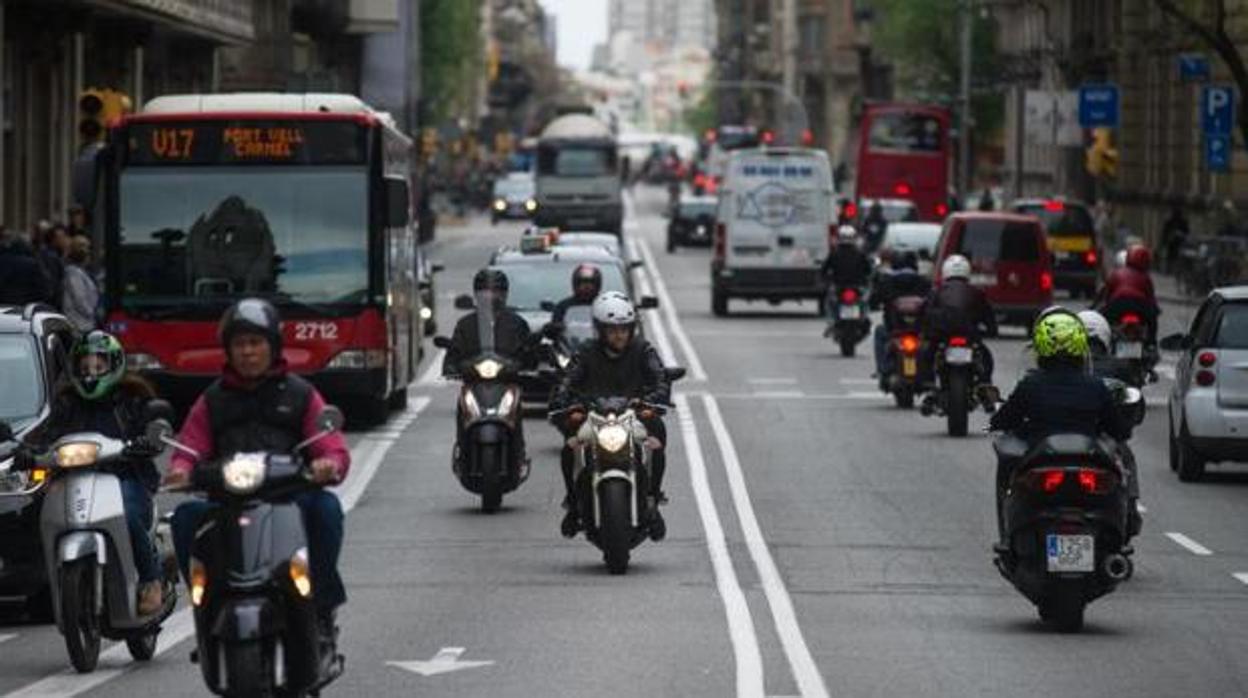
[710,147,834,316]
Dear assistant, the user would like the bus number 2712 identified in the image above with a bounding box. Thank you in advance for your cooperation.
[294,322,339,341]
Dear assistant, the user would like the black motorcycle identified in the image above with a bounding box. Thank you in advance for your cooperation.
[992,383,1143,632]
[154,407,346,697]
[826,286,870,357]
[879,295,926,408]
[921,335,998,437]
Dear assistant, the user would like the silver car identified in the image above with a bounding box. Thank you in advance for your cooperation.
[1163,286,1248,481]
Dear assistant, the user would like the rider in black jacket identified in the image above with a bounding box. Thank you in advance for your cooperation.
[550,264,602,324]
[551,292,671,540]
[920,254,998,387]
[820,225,872,327]
[869,250,932,385]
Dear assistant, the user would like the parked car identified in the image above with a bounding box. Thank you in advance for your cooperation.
[0,304,79,618]
[933,212,1053,326]
[667,194,718,251]
[1009,198,1100,298]
[1161,286,1248,481]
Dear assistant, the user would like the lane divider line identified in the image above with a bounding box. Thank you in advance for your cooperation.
[1233,573,1248,586]
[674,394,765,698]
[702,394,830,698]
[2,398,432,698]
[1165,531,1214,556]
[634,237,709,382]
[627,237,680,368]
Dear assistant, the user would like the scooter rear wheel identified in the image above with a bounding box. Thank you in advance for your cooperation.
[1039,594,1085,633]
[893,388,914,409]
[126,631,158,661]
[839,338,856,357]
[60,559,101,673]
[224,640,272,697]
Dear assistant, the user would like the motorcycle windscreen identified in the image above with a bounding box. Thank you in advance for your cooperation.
[563,305,595,351]
[475,289,502,356]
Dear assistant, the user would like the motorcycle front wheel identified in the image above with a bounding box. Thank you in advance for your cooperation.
[598,479,633,575]
[60,559,101,673]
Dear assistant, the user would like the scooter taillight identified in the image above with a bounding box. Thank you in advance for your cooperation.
[1021,467,1117,495]
[948,336,969,348]
[897,334,920,355]
[1121,313,1141,326]
[840,288,859,304]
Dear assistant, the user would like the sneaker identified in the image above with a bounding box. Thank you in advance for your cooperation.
[648,510,667,542]
[560,509,581,538]
[654,490,669,505]
[137,581,163,616]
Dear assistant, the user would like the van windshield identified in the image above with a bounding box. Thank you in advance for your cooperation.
[957,220,1041,263]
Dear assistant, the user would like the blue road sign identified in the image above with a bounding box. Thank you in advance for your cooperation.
[1206,135,1231,173]
[1202,85,1236,136]
[1179,54,1211,82]
[1079,84,1120,128]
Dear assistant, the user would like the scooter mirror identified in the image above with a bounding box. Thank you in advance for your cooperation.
[665,367,687,382]
[319,405,345,433]
[145,419,173,448]
[432,336,452,350]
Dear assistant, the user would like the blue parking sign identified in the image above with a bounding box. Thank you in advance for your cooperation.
[1179,54,1211,82]
[1078,84,1120,128]
[1202,85,1236,136]
[1207,135,1231,172]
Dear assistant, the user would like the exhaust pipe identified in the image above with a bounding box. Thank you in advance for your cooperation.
[1103,553,1132,581]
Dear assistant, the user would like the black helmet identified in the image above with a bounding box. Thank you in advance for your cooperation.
[473,268,510,294]
[219,298,282,355]
[894,250,919,271]
[571,264,602,296]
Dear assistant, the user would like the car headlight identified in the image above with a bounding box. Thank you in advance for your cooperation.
[474,359,503,379]
[56,442,99,468]
[525,198,538,212]
[222,453,267,494]
[494,199,507,211]
[596,424,629,453]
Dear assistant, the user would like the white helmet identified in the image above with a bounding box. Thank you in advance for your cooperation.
[1077,310,1112,352]
[591,291,636,328]
[1114,249,1128,268]
[941,254,972,281]
[837,224,858,242]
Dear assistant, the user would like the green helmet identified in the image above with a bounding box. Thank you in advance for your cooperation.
[70,331,126,400]
[1032,310,1089,360]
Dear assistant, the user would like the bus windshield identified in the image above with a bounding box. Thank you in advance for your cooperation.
[538,146,616,177]
[868,112,944,154]
[116,166,369,309]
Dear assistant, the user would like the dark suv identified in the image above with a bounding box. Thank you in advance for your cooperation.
[667,194,718,251]
[0,304,77,616]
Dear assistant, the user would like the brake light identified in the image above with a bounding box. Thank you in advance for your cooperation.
[761,129,775,145]
[1043,199,1065,212]
[709,176,721,194]
[935,202,949,218]
[704,128,717,143]
[949,336,969,347]
[1040,271,1053,291]
[843,202,859,220]
[1030,469,1066,494]
[713,222,727,259]
[894,182,913,196]
[694,173,707,189]
[1084,249,1098,266]
[1121,313,1141,326]
[840,288,859,304]
[1196,370,1216,387]
[801,128,814,145]
[1199,351,1217,368]
[898,334,920,354]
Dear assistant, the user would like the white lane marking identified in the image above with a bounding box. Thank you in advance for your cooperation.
[673,394,765,698]
[838,378,877,385]
[750,391,806,399]
[702,394,830,698]
[416,348,449,387]
[628,238,680,368]
[1165,531,1213,556]
[388,646,495,677]
[747,378,798,385]
[0,634,15,645]
[1233,573,1248,586]
[2,400,431,698]
[634,237,709,382]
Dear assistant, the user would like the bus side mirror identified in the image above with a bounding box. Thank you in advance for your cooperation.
[386,178,410,228]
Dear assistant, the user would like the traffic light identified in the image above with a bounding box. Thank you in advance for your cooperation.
[78,88,132,144]
[1085,127,1119,179]
[420,128,438,158]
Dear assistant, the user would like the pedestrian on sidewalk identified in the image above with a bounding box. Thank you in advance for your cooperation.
[31,220,68,309]
[0,225,51,306]
[62,236,100,332]
[1161,203,1189,274]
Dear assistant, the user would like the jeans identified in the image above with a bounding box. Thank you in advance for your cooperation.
[171,490,346,613]
[872,325,890,378]
[119,474,160,584]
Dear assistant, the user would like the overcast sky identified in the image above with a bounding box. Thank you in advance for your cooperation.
[537,0,607,71]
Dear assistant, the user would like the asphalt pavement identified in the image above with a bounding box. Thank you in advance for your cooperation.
[2,185,1247,698]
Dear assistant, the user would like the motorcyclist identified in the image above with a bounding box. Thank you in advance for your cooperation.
[163,299,351,653]
[869,250,932,388]
[36,331,166,615]
[551,264,602,324]
[820,225,872,331]
[919,254,998,389]
[551,292,671,540]
[1097,244,1160,347]
[989,310,1133,543]
[862,201,888,252]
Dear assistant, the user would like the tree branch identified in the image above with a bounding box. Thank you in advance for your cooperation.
[1216,0,1228,37]
[1155,0,1225,52]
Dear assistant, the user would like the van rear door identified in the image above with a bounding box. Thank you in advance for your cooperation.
[721,151,831,270]
[954,218,1048,305]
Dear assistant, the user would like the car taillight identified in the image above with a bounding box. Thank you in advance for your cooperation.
[1040,271,1053,291]
[935,202,949,218]
[1043,199,1065,212]
[1084,249,1098,266]
[707,177,720,194]
[949,336,969,347]
[840,288,859,304]
[714,222,726,259]
[1196,370,1216,387]
[898,334,920,354]
[1199,351,1217,368]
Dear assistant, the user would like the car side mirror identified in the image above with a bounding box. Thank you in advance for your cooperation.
[431,262,445,274]
[638,296,659,310]
[454,294,475,310]
[318,405,345,433]
[540,300,557,312]
[1159,333,1189,352]
[0,422,13,443]
[433,336,453,350]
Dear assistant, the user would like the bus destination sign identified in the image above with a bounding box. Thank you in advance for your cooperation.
[126,121,366,165]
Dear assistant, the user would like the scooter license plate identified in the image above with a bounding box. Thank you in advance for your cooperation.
[1046,534,1095,573]
[902,357,917,377]
[840,304,861,320]
[1116,341,1143,359]
[945,346,974,364]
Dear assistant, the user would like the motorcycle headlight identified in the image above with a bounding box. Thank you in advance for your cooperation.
[596,424,629,453]
[498,388,518,416]
[462,390,483,419]
[474,359,503,380]
[494,199,507,211]
[222,453,267,494]
[56,442,99,468]
[556,353,571,369]
[420,306,434,320]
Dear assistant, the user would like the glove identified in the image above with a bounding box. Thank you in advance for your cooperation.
[124,436,160,459]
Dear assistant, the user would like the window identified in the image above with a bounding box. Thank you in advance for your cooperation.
[957,220,1041,263]
[0,336,44,430]
[799,15,824,59]
[538,146,616,177]
[868,113,944,154]
[1014,204,1096,238]
[1214,303,1248,349]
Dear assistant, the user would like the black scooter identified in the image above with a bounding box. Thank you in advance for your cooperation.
[153,407,346,697]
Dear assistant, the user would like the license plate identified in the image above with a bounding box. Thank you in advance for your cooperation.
[1116,341,1143,359]
[1046,534,1095,573]
[902,357,917,377]
[945,346,973,364]
[970,273,995,287]
[840,304,861,320]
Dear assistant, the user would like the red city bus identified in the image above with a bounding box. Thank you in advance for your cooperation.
[98,94,420,425]
[855,103,952,222]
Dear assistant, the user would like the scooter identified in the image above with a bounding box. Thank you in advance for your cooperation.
[880,295,926,408]
[992,383,1143,632]
[1110,312,1159,387]
[0,412,178,674]
[921,336,999,437]
[827,286,871,358]
[153,407,346,697]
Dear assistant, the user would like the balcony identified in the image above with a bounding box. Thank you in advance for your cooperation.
[106,0,255,42]
[291,0,350,35]
[346,0,400,33]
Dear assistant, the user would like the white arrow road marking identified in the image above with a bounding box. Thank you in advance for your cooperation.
[387,647,495,677]
[1165,531,1213,556]
[2,398,431,698]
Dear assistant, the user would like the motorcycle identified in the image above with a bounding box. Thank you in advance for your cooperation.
[880,295,926,408]
[550,369,685,574]
[920,335,998,437]
[0,406,179,674]
[992,382,1144,632]
[1109,311,1158,387]
[153,406,347,697]
[827,286,870,358]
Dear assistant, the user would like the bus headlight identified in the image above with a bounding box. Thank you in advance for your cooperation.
[327,350,388,369]
[222,453,266,494]
[56,442,99,468]
[596,425,629,453]
[474,359,502,380]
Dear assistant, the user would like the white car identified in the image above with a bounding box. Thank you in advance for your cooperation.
[1163,286,1248,481]
[880,222,941,276]
[554,231,622,259]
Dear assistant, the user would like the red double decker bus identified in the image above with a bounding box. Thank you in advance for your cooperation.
[98,93,421,424]
[855,103,952,222]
